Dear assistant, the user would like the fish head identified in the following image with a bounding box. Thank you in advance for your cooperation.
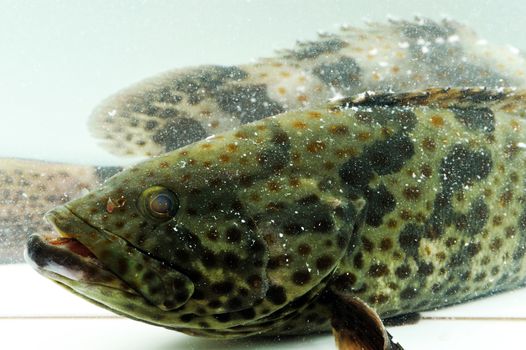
[25,118,364,336]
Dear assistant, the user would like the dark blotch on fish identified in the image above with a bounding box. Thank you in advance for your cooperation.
[398,224,423,258]
[364,185,396,227]
[152,117,208,152]
[312,57,361,91]
[513,207,526,261]
[216,85,285,124]
[464,198,489,236]
[401,20,454,41]
[451,107,495,133]
[440,145,493,194]
[365,134,415,176]
[266,285,287,305]
[355,108,418,132]
[174,66,248,105]
[339,157,374,189]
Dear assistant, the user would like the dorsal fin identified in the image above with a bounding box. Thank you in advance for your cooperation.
[331,87,526,111]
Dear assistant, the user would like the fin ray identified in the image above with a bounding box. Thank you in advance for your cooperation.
[330,292,404,350]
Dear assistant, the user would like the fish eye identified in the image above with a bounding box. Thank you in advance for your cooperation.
[139,186,179,221]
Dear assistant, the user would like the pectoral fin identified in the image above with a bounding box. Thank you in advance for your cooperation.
[330,293,404,350]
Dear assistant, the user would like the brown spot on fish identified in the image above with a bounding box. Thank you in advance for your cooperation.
[361,237,374,252]
[357,132,371,141]
[292,270,311,285]
[292,120,307,129]
[226,143,238,153]
[308,111,322,119]
[235,131,249,140]
[430,115,445,127]
[266,181,281,192]
[422,137,436,152]
[297,243,312,256]
[400,286,418,300]
[380,238,393,251]
[307,141,326,153]
[368,263,390,277]
[316,255,334,270]
[499,190,514,207]
[329,124,349,136]
[403,186,421,201]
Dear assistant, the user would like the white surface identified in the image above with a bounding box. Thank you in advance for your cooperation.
[2,318,525,350]
[2,264,526,349]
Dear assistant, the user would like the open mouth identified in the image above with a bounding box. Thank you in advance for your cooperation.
[25,216,133,292]
[26,204,195,311]
[47,236,97,259]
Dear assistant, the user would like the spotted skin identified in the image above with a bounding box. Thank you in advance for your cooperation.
[0,159,120,263]
[89,19,526,157]
[26,88,526,342]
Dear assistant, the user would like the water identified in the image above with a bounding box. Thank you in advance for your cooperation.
[1,0,525,164]
[2,1,526,349]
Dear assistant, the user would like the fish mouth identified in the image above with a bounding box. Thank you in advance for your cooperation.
[25,205,195,312]
[25,206,136,293]
[25,234,135,292]
[24,206,331,338]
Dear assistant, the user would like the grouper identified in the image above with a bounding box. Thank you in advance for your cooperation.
[6,19,526,349]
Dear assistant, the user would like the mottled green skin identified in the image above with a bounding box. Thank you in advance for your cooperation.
[28,88,526,338]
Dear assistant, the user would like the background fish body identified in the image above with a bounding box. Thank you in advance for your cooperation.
[0,160,121,263]
[26,88,526,338]
[5,19,526,264]
[90,19,526,157]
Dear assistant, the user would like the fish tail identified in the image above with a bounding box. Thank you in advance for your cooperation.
[0,158,121,263]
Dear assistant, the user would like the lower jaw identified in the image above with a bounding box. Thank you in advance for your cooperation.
[25,233,131,291]
[25,239,310,340]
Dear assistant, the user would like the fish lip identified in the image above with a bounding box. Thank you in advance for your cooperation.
[42,204,195,311]
[43,205,101,260]
[25,206,131,291]
[44,211,65,237]
[24,233,135,293]
[44,205,78,238]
